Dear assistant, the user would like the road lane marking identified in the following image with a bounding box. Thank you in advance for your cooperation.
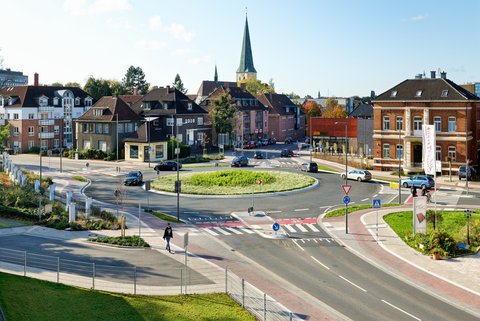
[204,229,219,236]
[295,224,308,232]
[269,210,282,213]
[361,198,369,201]
[323,222,333,228]
[373,194,378,197]
[213,227,231,235]
[292,240,305,251]
[294,208,309,212]
[306,224,320,232]
[251,225,262,230]
[310,256,330,270]
[225,227,243,235]
[338,275,367,292]
[381,300,421,321]
[184,211,199,214]
[318,206,330,209]
[284,225,296,233]
[238,227,255,234]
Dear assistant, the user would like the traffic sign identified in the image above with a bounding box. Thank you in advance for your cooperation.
[343,195,351,205]
[272,222,280,231]
[342,184,352,195]
[258,179,263,186]
[372,199,381,209]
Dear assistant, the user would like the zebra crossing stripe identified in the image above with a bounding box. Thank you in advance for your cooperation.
[213,227,231,235]
[251,225,262,230]
[204,229,219,236]
[306,224,320,232]
[283,225,296,232]
[295,224,308,232]
[238,227,255,234]
[225,227,243,235]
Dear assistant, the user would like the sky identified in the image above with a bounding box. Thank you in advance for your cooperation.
[1,0,479,98]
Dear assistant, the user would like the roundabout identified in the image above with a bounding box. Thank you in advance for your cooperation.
[150,170,317,195]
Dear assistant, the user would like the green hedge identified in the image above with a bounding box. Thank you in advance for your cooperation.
[188,170,276,187]
[88,235,150,247]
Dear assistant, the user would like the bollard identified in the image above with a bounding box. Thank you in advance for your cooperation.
[57,257,60,283]
[134,266,137,295]
[24,251,27,276]
[92,263,95,290]
[242,278,245,308]
[264,293,267,321]
[225,267,228,294]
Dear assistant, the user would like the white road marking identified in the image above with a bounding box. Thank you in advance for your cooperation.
[310,256,330,270]
[292,240,305,252]
[238,227,255,234]
[295,224,308,232]
[318,206,330,209]
[323,206,334,213]
[339,275,367,292]
[306,224,320,232]
[204,229,219,236]
[284,225,296,233]
[381,300,422,321]
[350,202,355,204]
[294,208,309,212]
[213,227,231,235]
[373,194,378,197]
[361,198,369,201]
[184,211,199,214]
[225,227,243,235]
[323,222,333,228]
[251,225,262,230]
[269,210,282,213]
[325,238,331,243]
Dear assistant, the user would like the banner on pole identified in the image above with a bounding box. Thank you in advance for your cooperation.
[413,196,427,234]
[422,125,436,175]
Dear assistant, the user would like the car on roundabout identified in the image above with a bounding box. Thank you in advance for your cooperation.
[301,162,318,173]
[154,161,182,171]
[458,166,477,181]
[253,150,265,159]
[123,171,143,186]
[340,169,372,182]
[401,175,435,189]
[280,149,294,157]
[231,155,249,167]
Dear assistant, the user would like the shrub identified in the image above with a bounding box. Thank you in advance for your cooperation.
[88,235,149,247]
[428,230,456,256]
[28,146,41,154]
[188,170,275,187]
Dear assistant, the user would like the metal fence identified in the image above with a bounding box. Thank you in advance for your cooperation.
[0,247,299,320]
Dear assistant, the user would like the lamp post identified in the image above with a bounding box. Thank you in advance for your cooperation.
[144,117,158,168]
[309,117,313,163]
[398,128,402,204]
[175,114,180,222]
[335,121,348,234]
[464,209,472,245]
[115,113,119,162]
[465,104,469,195]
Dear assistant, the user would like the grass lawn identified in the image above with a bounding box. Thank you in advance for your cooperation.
[384,210,480,254]
[318,165,338,172]
[0,272,255,321]
[0,221,8,228]
[183,163,230,169]
[71,175,87,182]
[145,210,182,223]
[325,203,400,218]
[151,170,315,195]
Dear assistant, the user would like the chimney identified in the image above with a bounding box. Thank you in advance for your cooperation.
[430,71,436,79]
[133,87,138,95]
[34,73,39,86]
[440,71,447,79]
[415,73,423,79]
[166,85,171,93]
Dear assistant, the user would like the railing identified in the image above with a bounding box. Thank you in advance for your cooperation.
[38,106,54,112]
[38,119,54,126]
[38,132,54,139]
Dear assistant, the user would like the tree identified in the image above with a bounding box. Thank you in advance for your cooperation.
[148,85,159,93]
[239,78,275,95]
[268,78,275,92]
[302,101,322,118]
[209,94,238,139]
[83,77,112,100]
[109,80,128,96]
[0,123,11,151]
[64,82,81,88]
[304,94,313,99]
[50,82,63,87]
[122,66,149,95]
[325,97,338,109]
[284,91,300,99]
[323,105,348,118]
[172,74,187,94]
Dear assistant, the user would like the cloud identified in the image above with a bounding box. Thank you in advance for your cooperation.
[166,23,195,42]
[171,48,191,57]
[64,0,132,15]
[135,40,167,50]
[149,15,162,30]
[105,17,136,30]
[188,55,211,65]
[409,14,427,21]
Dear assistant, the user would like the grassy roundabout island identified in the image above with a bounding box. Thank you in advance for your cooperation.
[151,170,316,195]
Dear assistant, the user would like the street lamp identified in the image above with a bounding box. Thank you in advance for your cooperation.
[309,117,313,163]
[115,113,119,162]
[175,114,181,222]
[335,121,348,234]
[464,210,472,245]
[144,117,158,168]
[398,128,402,204]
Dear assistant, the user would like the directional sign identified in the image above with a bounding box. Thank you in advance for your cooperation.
[343,195,351,205]
[258,179,263,186]
[372,199,381,209]
[342,184,352,195]
[272,222,280,231]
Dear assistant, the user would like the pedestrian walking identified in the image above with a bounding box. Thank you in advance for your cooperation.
[411,185,417,197]
[163,223,173,253]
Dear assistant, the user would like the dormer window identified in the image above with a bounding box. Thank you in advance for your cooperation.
[163,103,168,110]
[143,102,151,110]
[390,90,397,97]
[93,109,103,116]
[415,90,423,97]
[75,97,80,105]
[39,97,48,107]
[441,90,449,97]
[187,103,192,110]
[85,97,93,107]
[53,97,59,106]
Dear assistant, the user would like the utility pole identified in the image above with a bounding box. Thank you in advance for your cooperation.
[176,114,181,222]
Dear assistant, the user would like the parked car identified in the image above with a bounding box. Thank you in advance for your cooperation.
[253,150,264,159]
[340,169,372,182]
[154,161,182,171]
[401,175,435,189]
[243,141,255,149]
[231,155,249,167]
[268,137,277,145]
[261,139,269,146]
[123,171,143,186]
[284,137,293,144]
[255,141,263,148]
[301,162,318,173]
[458,166,477,181]
[280,149,294,157]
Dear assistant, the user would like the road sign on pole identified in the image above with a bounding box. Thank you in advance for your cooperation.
[372,199,381,209]
[343,195,351,205]
[258,179,263,186]
[272,222,280,231]
[342,185,352,195]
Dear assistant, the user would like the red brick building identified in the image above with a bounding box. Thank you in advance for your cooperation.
[373,72,479,174]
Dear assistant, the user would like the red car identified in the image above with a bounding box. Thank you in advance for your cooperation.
[243,141,255,149]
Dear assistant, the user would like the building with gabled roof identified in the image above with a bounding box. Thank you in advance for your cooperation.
[373,71,479,173]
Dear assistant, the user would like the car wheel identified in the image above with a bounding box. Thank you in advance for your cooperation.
[357,177,362,182]
[341,174,346,179]
[403,182,409,188]
[172,166,176,171]
[459,177,461,181]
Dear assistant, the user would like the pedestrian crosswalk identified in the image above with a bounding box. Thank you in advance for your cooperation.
[196,223,322,237]
[249,159,300,169]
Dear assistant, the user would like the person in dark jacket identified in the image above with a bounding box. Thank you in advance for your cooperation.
[411,186,417,197]
[163,223,173,253]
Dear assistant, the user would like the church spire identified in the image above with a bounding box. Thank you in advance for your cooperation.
[214,64,218,82]
[236,14,257,82]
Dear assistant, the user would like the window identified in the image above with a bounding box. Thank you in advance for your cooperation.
[413,116,422,131]
[85,98,92,107]
[53,97,59,106]
[117,123,124,133]
[95,123,102,134]
[83,140,91,149]
[98,140,107,152]
[28,113,34,119]
[93,109,103,116]
[130,145,139,159]
[103,124,109,134]
[166,117,174,126]
[54,125,59,135]
[434,116,441,132]
[441,90,449,97]
[40,140,48,150]
[390,90,397,97]
[176,118,182,126]
[448,117,456,132]
[197,117,203,125]
[448,146,456,161]
[396,144,403,159]
[13,113,19,120]
[415,90,423,97]
[28,141,35,149]
[436,146,441,161]
[54,139,60,148]
[396,116,403,130]
[383,144,390,158]
[383,116,390,130]
[28,126,34,136]
[155,145,164,159]
[163,103,168,110]
[197,132,203,141]
[13,127,19,136]
[75,97,80,105]
[82,124,88,133]
[187,103,192,110]
[126,123,134,132]
[177,134,183,143]
[143,102,151,110]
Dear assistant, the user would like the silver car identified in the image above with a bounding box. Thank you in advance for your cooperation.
[340,169,372,182]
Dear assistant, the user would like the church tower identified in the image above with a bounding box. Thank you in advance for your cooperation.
[236,15,257,83]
